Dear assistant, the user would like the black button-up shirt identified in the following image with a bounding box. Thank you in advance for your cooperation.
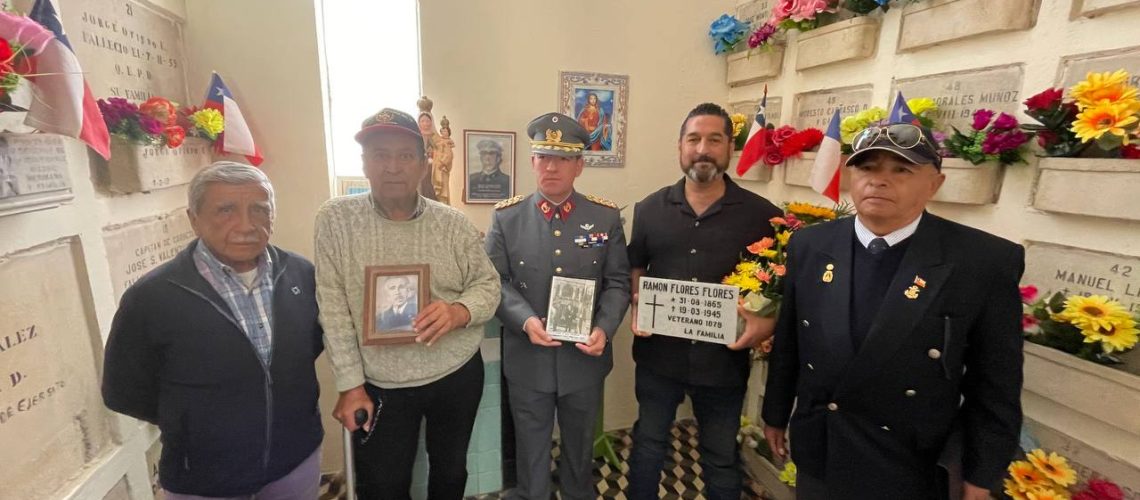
[627,175,782,387]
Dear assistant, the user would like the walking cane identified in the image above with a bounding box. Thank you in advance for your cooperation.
[342,409,368,500]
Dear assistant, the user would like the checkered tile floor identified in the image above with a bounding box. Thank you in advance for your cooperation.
[466,419,767,500]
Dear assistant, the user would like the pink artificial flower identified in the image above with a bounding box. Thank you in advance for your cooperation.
[971,109,995,131]
[772,125,797,146]
[792,0,832,22]
[992,112,1019,130]
[771,264,786,277]
[1022,314,1039,331]
[756,269,772,283]
[1020,285,1038,303]
[771,0,801,22]
[769,216,788,226]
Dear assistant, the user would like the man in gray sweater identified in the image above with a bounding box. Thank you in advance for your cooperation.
[315,107,501,500]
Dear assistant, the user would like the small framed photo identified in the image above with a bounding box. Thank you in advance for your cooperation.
[337,176,370,196]
[463,130,516,204]
[546,276,597,343]
[558,71,629,168]
[362,264,430,345]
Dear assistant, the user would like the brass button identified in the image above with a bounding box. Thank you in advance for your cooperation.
[827,403,838,411]
[881,425,891,431]
[695,221,700,227]
[927,348,942,360]
[905,389,916,397]
[519,260,525,265]
[690,249,697,254]
[555,267,563,274]
[807,363,815,370]
[554,249,561,256]
[554,214,561,219]
[554,230,562,237]
[801,320,810,327]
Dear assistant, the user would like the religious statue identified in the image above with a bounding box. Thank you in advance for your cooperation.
[432,116,455,205]
[415,96,440,202]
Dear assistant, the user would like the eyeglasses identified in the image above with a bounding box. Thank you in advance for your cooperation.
[852,123,939,153]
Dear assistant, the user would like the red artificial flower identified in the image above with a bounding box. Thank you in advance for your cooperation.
[1024,87,1064,112]
[0,37,13,75]
[771,125,797,146]
[780,128,824,158]
[763,149,785,166]
[1037,130,1058,148]
[1020,285,1038,303]
[1022,314,1039,331]
[1077,478,1124,500]
[163,125,186,148]
[140,97,178,126]
[1122,144,1140,159]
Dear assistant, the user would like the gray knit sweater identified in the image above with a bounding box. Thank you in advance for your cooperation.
[314,194,501,391]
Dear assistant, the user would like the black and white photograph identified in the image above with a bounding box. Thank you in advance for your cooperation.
[463,129,515,203]
[362,264,430,345]
[545,276,596,343]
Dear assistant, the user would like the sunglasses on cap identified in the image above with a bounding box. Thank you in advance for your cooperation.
[852,123,940,154]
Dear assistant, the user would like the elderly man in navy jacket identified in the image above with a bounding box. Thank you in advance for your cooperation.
[103,161,324,499]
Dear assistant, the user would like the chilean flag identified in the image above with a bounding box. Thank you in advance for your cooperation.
[736,85,769,176]
[204,73,263,166]
[808,110,842,203]
[890,91,920,124]
[19,0,110,159]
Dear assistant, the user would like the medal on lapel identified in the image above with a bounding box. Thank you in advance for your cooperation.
[905,275,926,300]
[822,263,834,283]
[577,232,609,248]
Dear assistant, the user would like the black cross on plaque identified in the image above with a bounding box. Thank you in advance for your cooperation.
[645,294,665,328]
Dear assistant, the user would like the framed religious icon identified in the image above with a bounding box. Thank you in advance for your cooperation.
[546,276,597,343]
[337,176,370,196]
[362,264,430,345]
[463,130,516,204]
[558,71,629,168]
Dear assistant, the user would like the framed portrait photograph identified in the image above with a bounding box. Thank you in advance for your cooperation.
[546,276,597,343]
[463,130,516,204]
[558,71,629,168]
[362,264,431,345]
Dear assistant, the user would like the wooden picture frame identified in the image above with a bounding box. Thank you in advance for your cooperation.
[463,129,516,204]
[558,71,629,168]
[362,264,430,345]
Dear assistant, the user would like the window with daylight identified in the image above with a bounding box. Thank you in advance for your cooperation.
[322,0,421,181]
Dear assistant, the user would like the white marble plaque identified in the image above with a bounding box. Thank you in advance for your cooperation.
[0,133,73,217]
[1023,241,1140,314]
[731,97,784,127]
[736,0,775,28]
[793,86,873,130]
[102,209,194,302]
[893,65,1024,132]
[1059,47,1140,89]
[146,438,164,500]
[0,239,112,500]
[637,277,739,345]
[103,137,212,193]
[62,0,189,102]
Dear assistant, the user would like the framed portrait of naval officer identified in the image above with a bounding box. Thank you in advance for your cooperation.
[463,130,515,204]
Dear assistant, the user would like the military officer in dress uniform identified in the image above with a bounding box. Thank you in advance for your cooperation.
[468,139,512,200]
[485,112,631,500]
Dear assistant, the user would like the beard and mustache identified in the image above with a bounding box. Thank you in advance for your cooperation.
[682,153,729,183]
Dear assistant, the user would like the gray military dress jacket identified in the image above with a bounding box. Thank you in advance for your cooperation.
[486,191,631,396]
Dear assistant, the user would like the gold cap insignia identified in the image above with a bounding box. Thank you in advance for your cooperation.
[375,110,394,123]
[545,129,562,143]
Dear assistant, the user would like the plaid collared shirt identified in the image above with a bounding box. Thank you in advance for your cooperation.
[193,241,276,366]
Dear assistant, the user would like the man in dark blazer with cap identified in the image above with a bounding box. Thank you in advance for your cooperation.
[485,112,631,500]
[762,122,1025,499]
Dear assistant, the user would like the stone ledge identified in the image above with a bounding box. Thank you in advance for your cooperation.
[784,152,850,190]
[731,152,776,183]
[795,18,880,71]
[1071,0,1140,19]
[898,0,1039,53]
[1032,157,1140,222]
[1024,342,1140,436]
[98,137,214,195]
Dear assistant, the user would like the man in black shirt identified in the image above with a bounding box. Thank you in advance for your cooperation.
[625,103,782,500]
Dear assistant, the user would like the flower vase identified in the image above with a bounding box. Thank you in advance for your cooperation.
[726,44,786,87]
[794,17,880,71]
[898,0,1039,52]
[930,158,1006,205]
[100,137,214,194]
[1033,157,1140,221]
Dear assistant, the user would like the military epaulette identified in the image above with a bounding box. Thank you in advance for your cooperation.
[584,194,618,209]
[494,195,526,210]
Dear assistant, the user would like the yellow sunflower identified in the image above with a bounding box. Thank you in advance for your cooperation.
[907,97,938,117]
[1009,460,1048,490]
[1026,487,1070,500]
[786,202,837,220]
[1072,101,1140,145]
[1070,70,1139,109]
[1027,449,1077,487]
[1081,316,1140,353]
[1053,295,1132,332]
[1004,478,1030,500]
